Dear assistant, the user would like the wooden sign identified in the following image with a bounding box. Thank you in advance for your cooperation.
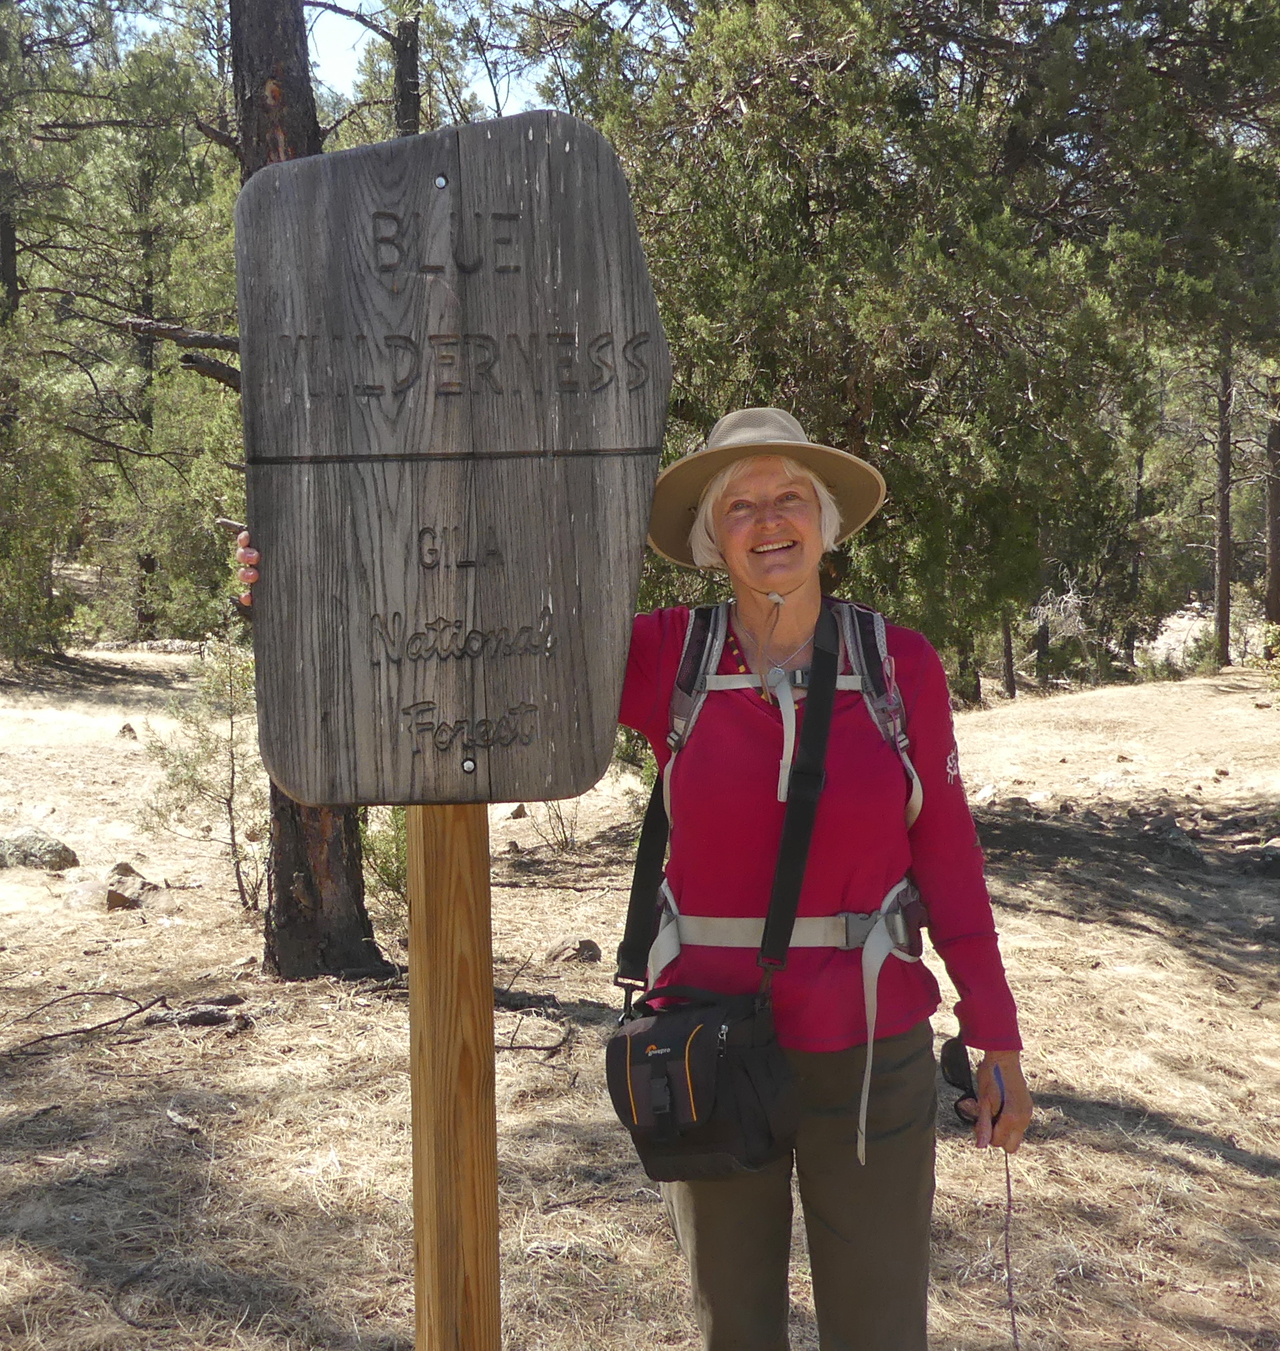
[237,111,669,806]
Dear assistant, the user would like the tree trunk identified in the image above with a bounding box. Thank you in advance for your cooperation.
[0,209,18,321]
[1000,616,1016,699]
[231,0,387,979]
[265,782,389,977]
[393,18,421,137]
[955,632,982,706]
[230,0,323,184]
[1123,447,1146,667]
[0,201,18,428]
[1266,377,1280,657]
[1034,620,1050,686]
[1214,345,1233,668]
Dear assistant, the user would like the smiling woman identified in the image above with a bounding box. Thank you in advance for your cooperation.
[614,406,1033,1351]
[686,456,841,573]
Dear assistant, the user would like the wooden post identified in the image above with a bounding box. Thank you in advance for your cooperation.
[407,803,500,1351]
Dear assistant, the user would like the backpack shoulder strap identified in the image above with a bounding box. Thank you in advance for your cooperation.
[615,603,729,989]
[836,601,924,828]
[663,602,728,816]
[668,602,728,749]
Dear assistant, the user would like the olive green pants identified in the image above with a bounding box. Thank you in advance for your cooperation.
[662,1022,936,1351]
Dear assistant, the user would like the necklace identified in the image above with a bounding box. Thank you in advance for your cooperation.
[731,606,813,678]
[765,634,812,673]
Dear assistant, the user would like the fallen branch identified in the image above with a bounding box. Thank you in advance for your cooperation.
[124,318,239,353]
[144,1004,253,1030]
[491,880,621,893]
[110,1256,176,1331]
[179,352,240,392]
[495,1025,575,1057]
[2,995,168,1056]
[495,1036,571,1054]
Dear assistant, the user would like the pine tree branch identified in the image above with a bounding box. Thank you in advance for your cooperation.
[320,97,392,143]
[179,352,242,392]
[303,1,394,44]
[123,318,240,353]
[195,117,244,165]
[59,422,187,464]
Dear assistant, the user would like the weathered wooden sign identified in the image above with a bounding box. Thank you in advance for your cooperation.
[237,111,669,806]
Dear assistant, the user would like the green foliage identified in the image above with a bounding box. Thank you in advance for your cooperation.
[142,630,270,910]
[499,0,1280,674]
[360,805,409,944]
[2,0,1280,686]
[1248,624,1280,690]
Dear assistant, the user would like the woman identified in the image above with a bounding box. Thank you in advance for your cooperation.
[613,407,1031,1351]
[236,406,1031,1350]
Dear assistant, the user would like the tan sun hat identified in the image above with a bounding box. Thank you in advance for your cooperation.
[647,407,887,568]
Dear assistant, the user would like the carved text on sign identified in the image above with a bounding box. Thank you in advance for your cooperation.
[418,526,504,570]
[372,608,556,663]
[373,209,523,279]
[402,700,539,751]
[276,330,652,407]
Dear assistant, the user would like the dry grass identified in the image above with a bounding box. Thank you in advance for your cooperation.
[0,667,1277,1349]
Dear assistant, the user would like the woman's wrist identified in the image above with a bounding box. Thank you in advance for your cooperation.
[980,1049,1022,1067]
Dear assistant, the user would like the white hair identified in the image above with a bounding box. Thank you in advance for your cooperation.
[688,455,842,570]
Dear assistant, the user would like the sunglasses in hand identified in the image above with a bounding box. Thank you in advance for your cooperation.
[940,1037,1003,1126]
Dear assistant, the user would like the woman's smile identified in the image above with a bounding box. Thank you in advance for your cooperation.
[714,456,824,590]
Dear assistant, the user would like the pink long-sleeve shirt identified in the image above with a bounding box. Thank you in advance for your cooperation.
[619,605,1022,1053]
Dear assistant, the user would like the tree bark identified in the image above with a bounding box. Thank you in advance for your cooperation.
[1214,345,1233,668]
[393,18,421,137]
[955,632,982,706]
[230,0,323,184]
[265,782,390,977]
[1266,377,1280,657]
[1034,620,1050,686]
[0,210,18,321]
[231,0,387,979]
[1000,616,1016,699]
[0,200,19,427]
[1123,447,1146,666]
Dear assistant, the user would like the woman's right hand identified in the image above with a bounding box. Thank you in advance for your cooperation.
[235,530,260,607]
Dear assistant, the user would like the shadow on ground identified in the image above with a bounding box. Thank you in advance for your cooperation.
[0,1051,410,1348]
[976,798,1280,988]
[0,654,194,712]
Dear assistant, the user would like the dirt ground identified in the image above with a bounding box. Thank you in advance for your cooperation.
[0,653,1277,1351]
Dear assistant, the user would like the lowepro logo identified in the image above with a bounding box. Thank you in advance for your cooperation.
[645,1044,672,1057]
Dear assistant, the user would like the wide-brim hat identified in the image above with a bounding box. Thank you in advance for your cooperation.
[647,407,886,568]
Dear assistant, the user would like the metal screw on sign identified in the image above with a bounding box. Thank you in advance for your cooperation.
[236,111,670,1350]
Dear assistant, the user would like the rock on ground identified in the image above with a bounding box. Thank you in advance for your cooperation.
[0,827,79,870]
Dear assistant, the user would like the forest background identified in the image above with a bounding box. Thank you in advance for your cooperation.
[3,0,1280,696]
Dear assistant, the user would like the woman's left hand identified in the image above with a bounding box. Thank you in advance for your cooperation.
[975,1050,1032,1153]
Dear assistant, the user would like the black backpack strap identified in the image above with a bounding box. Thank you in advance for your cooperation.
[851,604,887,699]
[668,603,724,752]
[616,604,723,990]
[615,775,668,988]
[757,602,840,970]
